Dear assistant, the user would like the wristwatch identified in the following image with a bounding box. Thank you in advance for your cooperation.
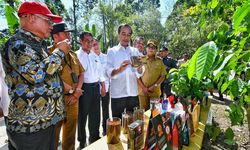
[154,83,158,87]
[69,88,74,94]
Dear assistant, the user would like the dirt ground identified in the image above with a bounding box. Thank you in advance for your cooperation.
[202,94,250,150]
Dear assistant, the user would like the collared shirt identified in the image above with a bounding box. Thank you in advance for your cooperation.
[138,56,167,97]
[1,29,65,133]
[75,48,105,83]
[0,55,10,116]
[163,56,177,72]
[106,44,141,98]
[48,46,84,101]
[98,52,109,92]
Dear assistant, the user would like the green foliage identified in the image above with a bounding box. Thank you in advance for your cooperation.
[227,103,244,126]
[91,24,96,37]
[84,24,90,32]
[187,50,198,80]
[233,2,250,29]
[5,5,19,34]
[0,33,8,49]
[187,41,218,80]
[164,0,219,58]
[224,127,236,146]
[170,62,211,100]
[206,124,221,142]
[168,0,250,133]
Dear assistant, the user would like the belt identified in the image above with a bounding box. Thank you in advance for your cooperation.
[84,82,99,86]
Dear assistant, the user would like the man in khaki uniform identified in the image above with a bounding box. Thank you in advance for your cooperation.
[49,22,84,150]
[137,39,166,110]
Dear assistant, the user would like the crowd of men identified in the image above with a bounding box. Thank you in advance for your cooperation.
[0,1,185,150]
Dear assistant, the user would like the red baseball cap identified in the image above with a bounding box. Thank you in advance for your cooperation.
[18,1,62,23]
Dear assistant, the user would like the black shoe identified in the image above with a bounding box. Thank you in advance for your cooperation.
[89,136,101,144]
[77,147,82,150]
[102,132,106,136]
[77,143,86,150]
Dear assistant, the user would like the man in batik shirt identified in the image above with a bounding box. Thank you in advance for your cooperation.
[1,1,70,149]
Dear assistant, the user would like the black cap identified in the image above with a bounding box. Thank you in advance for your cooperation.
[160,46,168,52]
[51,22,74,34]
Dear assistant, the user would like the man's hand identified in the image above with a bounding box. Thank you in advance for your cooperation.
[111,60,130,76]
[142,86,149,96]
[0,107,3,118]
[101,87,106,97]
[73,88,83,99]
[67,95,77,105]
[136,65,143,74]
[119,60,130,72]
[63,82,73,93]
[148,85,156,93]
[56,39,71,54]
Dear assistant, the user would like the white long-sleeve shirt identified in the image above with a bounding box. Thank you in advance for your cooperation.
[76,48,105,83]
[106,44,141,98]
[0,55,10,116]
[93,52,110,93]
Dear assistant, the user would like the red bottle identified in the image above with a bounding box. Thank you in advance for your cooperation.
[172,121,179,150]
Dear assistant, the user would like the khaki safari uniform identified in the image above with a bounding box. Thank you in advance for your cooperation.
[49,46,84,150]
[138,56,166,110]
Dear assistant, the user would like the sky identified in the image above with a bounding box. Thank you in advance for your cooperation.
[0,0,177,30]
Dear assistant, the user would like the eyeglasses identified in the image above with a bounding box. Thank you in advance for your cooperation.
[147,45,157,50]
[33,14,53,25]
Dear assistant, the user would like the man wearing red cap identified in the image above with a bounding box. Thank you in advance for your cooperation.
[1,1,71,150]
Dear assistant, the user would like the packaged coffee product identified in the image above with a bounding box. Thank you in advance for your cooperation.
[133,107,145,121]
[128,120,144,150]
[122,111,133,134]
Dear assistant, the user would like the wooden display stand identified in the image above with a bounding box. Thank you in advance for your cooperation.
[83,99,211,150]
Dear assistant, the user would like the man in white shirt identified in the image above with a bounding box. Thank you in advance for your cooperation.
[106,24,141,119]
[0,54,10,117]
[92,38,110,135]
[75,32,106,149]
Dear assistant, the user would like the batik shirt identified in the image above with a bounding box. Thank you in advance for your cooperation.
[1,29,65,133]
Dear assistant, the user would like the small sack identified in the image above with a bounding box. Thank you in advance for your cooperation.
[71,72,78,83]
[182,119,190,146]
[192,104,200,132]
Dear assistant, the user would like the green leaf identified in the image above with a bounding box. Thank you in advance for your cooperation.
[233,2,250,29]
[5,5,19,34]
[213,54,234,76]
[230,80,239,99]
[244,95,250,104]
[187,49,199,80]
[91,24,96,37]
[196,41,218,80]
[212,127,221,141]
[225,127,234,140]
[224,139,235,145]
[84,23,90,32]
[221,82,229,93]
[211,0,218,9]
[228,103,244,126]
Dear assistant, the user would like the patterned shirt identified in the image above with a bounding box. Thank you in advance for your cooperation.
[1,29,65,133]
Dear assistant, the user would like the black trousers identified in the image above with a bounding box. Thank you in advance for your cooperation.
[78,82,100,147]
[101,92,110,135]
[7,125,56,150]
[111,96,139,119]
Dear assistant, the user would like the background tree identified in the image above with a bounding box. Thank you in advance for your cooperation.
[164,0,222,58]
